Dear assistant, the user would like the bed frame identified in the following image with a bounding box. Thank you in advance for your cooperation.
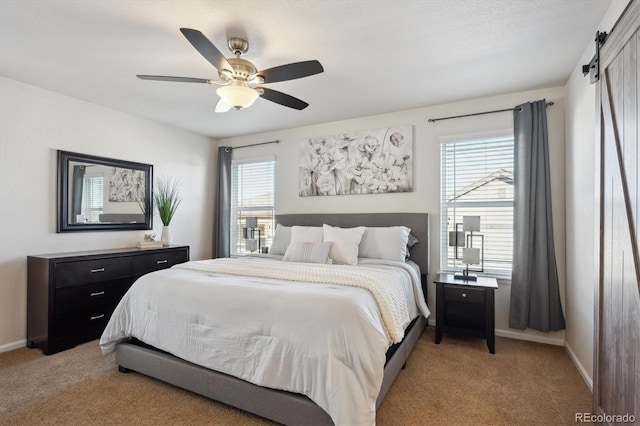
[115,212,430,425]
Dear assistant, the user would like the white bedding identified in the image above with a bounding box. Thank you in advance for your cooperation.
[100,257,429,426]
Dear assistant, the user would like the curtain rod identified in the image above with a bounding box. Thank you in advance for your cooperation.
[427,101,554,123]
[229,140,279,151]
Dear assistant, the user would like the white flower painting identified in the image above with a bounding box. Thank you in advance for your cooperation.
[109,167,146,202]
[299,125,413,196]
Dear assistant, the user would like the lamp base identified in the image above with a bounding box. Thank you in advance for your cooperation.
[454,273,478,281]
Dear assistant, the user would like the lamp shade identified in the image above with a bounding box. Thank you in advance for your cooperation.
[462,247,480,265]
[245,217,258,228]
[463,216,481,232]
[216,82,258,109]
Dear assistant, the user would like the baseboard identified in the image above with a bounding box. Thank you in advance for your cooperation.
[427,320,592,390]
[494,329,564,346]
[427,320,564,346]
[0,339,26,353]
[564,341,593,391]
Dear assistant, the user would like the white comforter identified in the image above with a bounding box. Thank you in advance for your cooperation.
[100,257,429,426]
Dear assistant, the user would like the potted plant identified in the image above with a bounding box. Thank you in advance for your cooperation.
[154,177,182,246]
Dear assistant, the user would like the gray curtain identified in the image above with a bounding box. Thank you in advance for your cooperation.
[214,147,232,258]
[509,100,565,331]
[71,165,86,219]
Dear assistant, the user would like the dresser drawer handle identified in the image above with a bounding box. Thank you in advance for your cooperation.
[461,293,467,298]
[156,259,168,264]
[90,268,105,273]
[90,291,105,297]
[90,314,105,321]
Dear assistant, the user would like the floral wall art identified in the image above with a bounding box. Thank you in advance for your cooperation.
[109,167,146,202]
[299,125,413,196]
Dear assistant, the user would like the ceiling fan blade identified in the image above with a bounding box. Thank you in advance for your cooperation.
[180,28,233,72]
[259,87,309,110]
[215,99,232,113]
[137,75,211,84]
[258,60,324,83]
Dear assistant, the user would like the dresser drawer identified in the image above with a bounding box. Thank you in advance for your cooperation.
[55,257,132,288]
[55,279,132,313]
[133,249,188,275]
[53,305,113,338]
[444,285,485,304]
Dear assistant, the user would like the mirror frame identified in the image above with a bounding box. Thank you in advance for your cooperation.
[57,150,153,232]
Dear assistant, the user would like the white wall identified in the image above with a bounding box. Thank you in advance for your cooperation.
[0,76,217,350]
[220,86,566,345]
[564,0,630,389]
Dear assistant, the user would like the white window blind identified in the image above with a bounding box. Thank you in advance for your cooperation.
[231,158,275,255]
[82,176,104,222]
[440,135,514,277]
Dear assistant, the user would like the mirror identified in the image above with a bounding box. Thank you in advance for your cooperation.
[57,150,153,232]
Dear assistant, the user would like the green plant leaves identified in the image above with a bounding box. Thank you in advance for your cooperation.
[154,177,182,226]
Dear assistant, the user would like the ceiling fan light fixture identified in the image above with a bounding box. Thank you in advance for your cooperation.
[216,81,259,109]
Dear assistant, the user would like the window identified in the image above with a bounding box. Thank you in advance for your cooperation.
[231,158,275,255]
[440,133,514,277]
[82,175,104,222]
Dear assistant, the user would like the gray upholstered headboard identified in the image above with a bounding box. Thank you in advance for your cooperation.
[275,213,430,274]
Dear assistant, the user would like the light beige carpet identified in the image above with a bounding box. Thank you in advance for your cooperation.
[0,328,591,425]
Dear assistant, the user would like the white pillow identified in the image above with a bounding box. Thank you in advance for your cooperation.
[290,226,323,243]
[358,226,411,262]
[270,224,291,255]
[283,241,332,264]
[323,224,366,265]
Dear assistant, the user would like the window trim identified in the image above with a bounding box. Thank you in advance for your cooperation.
[230,156,275,256]
[439,129,514,279]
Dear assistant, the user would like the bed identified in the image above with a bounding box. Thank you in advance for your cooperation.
[100,213,430,425]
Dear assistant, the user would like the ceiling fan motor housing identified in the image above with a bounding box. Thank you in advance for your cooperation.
[221,57,258,82]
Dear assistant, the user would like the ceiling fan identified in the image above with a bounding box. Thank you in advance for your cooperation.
[137,28,324,112]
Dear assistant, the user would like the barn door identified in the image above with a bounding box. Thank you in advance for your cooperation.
[596,1,640,421]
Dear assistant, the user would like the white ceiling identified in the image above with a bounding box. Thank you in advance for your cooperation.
[0,0,611,139]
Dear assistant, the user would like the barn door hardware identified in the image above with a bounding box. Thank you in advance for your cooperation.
[582,31,608,84]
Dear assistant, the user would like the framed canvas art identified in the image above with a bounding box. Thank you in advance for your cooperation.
[299,125,413,196]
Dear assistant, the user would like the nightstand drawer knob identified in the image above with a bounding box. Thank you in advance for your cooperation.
[462,293,467,298]
[156,259,168,264]
[90,291,105,297]
[90,268,105,273]
[90,314,105,321]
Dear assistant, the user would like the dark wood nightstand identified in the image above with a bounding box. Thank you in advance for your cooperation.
[434,273,498,354]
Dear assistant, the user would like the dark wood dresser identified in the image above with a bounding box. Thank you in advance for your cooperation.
[27,245,189,355]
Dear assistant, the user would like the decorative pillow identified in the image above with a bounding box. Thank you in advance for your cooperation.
[407,233,419,249]
[283,241,332,264]
[290,226,323,243]
[406,233,419,259]
[269,224,291,255]
[358,226,411,262]
[322,224,366,265]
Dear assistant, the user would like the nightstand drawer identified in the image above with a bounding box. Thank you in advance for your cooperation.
[55,258,132,288]
[132,249,188,275]
[444,285,484,303]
